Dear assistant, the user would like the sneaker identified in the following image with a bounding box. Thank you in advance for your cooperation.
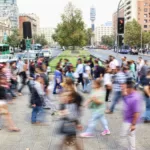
[101,130,111,136]
[80,132,94,138]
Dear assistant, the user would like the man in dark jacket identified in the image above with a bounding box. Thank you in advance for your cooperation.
[31,76,45,124]
[93,60,105,79]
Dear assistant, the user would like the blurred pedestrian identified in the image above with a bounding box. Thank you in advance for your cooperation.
[142,71,150,123]
[106,66,126,114]
[30,76,45,124]
[80,79,110,137]
[103,67,112,110]
[76,59,84,90]
[53,66,63,94]
[121,80,141,150]
[58,91,82,149]
[93,60,105,80]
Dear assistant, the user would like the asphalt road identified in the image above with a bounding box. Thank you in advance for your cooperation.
[88,49,150,64]
[51,48,62,58]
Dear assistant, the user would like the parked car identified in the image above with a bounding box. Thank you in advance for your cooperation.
[39,49,52,59]
[0,54,14,63]
[23,52,38,61]
[119,45,130,54]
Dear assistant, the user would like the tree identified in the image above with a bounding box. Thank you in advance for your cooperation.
[52,2,87,49]
[33,34,48,46]
[7,29,21,48]
[142,31,150,45]
[124,19,141,46]
[101,35,115,46]
[86,28,94,45]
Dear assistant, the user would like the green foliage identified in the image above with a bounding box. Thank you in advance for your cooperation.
[124,19,141,46]
[33,34,48,46]
[101,35,115,46]
[6,29,21,47]
[86,28,94,45]
[52,2,87,48]
[142,31,150,45]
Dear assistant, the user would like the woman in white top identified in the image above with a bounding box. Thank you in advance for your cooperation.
[103,68,112,110]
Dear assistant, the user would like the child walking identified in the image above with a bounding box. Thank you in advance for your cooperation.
[80,79,110,137]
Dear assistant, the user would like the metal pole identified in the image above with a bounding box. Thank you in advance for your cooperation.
[116,0,123,55]
[27,37,30,77]
[141,25,143,51]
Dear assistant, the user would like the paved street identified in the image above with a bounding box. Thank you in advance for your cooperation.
[0,84,150,150]
[51,49,62,58]
[88,49,150,64]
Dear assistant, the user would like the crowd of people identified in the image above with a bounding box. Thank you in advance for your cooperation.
[0,54,150,150]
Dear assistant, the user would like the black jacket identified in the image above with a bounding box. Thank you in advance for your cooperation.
[30,87,44,107]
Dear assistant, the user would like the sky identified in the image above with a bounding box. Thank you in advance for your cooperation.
[17,0,120,28]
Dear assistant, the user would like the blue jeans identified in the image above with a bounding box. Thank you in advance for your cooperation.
[110,91,122,112]
[31,106,44,123]
[83,79,90,92]
[142,96,150,121]
[85,112,109,134]
[53,82,61,93]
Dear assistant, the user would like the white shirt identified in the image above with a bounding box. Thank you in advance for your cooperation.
[104,73,112,85]
[34,81,45,96]
[76,64,84,74]
[109,59,119,69]
[17,60,25,73]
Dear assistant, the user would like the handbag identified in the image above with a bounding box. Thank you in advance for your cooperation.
[60,119,76,136]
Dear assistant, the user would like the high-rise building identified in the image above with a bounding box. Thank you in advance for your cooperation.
[19,14,39,37]
[124,0,138,23]
[94,22,113,45]
[39,27,55,45]
[0,0,16,4]
[137,0,150,31]
[0,0,18,28]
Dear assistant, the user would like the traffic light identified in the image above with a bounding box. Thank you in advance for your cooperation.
[118,18,124,34]
[118,35,124,47]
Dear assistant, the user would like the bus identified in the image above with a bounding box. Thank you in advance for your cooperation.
[0,44,10,54]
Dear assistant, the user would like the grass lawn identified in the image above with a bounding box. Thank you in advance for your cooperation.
[49,50,90,72]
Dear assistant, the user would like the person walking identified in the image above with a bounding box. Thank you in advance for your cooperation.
[80,79,110,137]
[76,59,84,90]
[31,76,45,124]
[103,67,112,110]
[121,80,141,150]
[18,60,28,96]
[93,60,105,80]
[53,66,63,94]
[106,66,126,114]
[142,71,150,123]
[139,60,150,86]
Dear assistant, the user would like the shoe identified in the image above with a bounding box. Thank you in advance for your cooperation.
[53,92,56,95]
[18,93,22,96]
[144,120,150,123]
[105,110,113,114]
[80,132,94,138]
[101,130,110,136]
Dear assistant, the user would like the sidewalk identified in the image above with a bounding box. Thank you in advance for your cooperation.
[0,86,149,150]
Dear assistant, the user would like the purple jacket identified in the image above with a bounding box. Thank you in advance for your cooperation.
[54,70,63,83]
